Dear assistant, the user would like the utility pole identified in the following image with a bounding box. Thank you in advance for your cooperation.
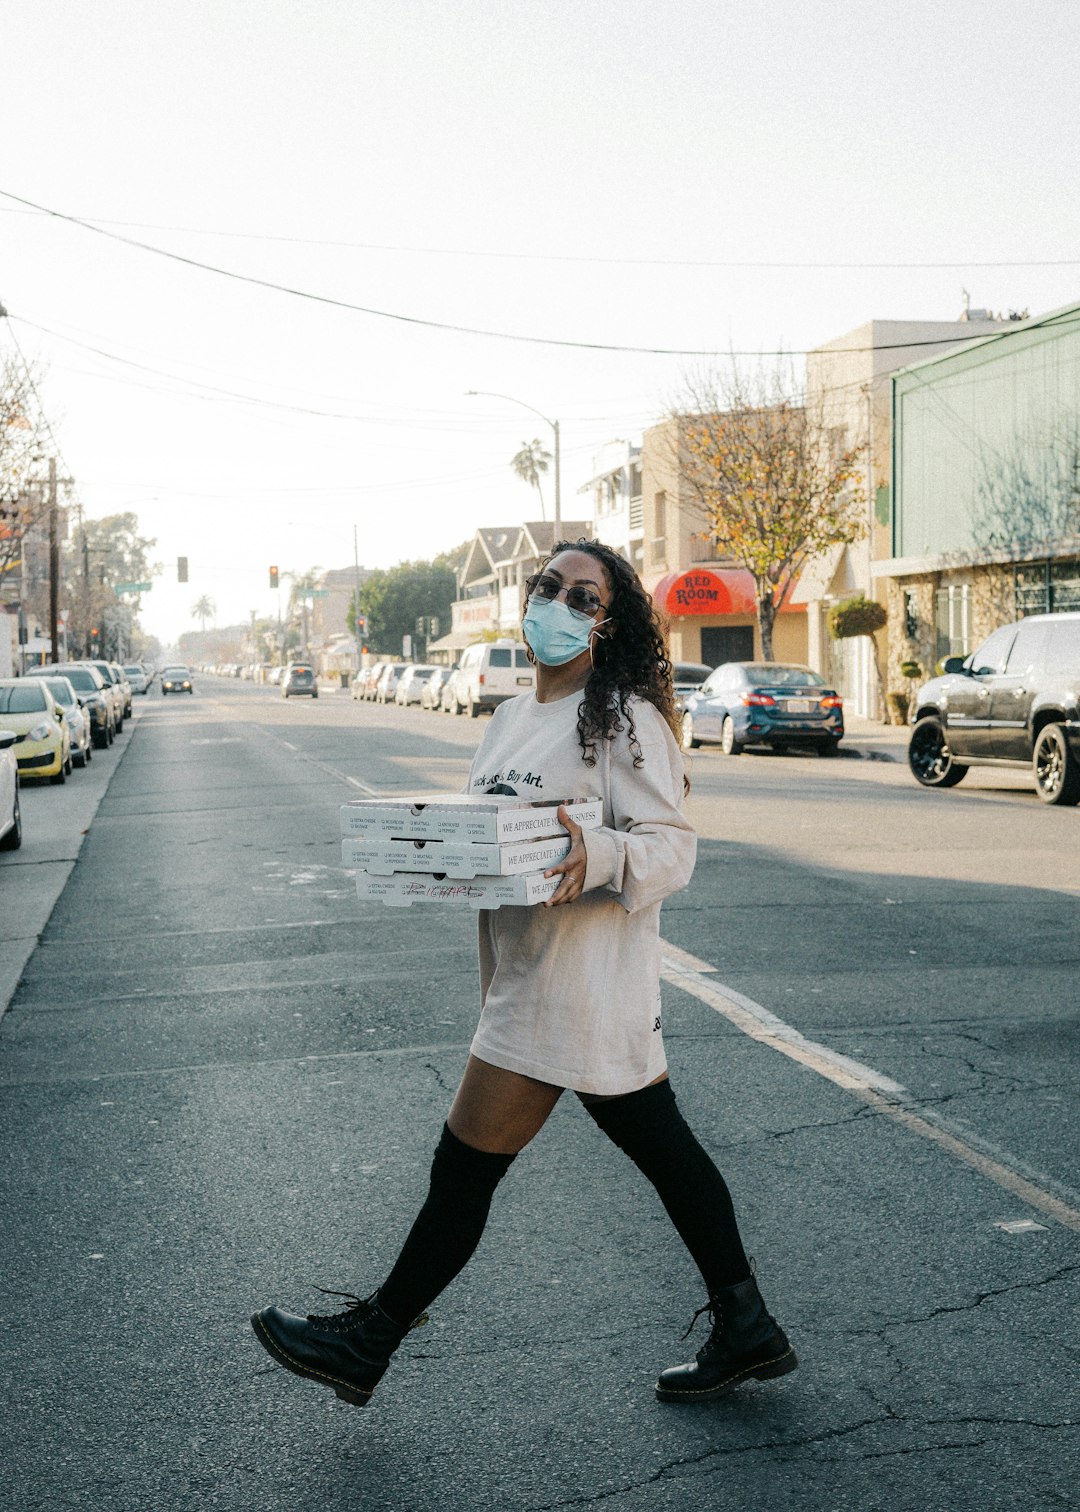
[48,458,59,665]
[353,524,364,654]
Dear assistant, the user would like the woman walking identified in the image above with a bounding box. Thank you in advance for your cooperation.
[252,540,795,1407]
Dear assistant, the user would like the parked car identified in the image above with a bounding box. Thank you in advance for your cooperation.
[375,664,403,703]
[0,678,72,782]
[681,663,844,756]
[394,664,439,706]
[672,661,714,715]
[908,612,1080,805]
[421,665,454,710]
[351,662,382,700]
[123,663,150,695]
[42,675,93,767]
[51,663,115,747]
[109,663,133,716]
[440,665,467,712]
[85,660,126,731]
[161,665,194,695]
[0,727,20,850]
[453,640,534,717]
[282,663,317,699]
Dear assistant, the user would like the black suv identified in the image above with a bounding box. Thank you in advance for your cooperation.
[908,613,1080,805]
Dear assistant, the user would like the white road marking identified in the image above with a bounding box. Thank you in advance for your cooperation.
[660,944,1080,1235]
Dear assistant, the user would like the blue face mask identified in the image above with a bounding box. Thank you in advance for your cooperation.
[523,598,609,667]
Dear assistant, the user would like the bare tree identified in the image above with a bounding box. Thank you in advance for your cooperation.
[510,439,551,521]
[673,363,867,659]
[0,355,53,594]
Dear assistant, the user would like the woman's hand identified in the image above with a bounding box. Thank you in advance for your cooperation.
[543,805,587,906]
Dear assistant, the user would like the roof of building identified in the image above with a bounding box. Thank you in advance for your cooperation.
[892,299,1080,381]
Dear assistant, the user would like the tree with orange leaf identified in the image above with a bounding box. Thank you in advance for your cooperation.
[673,364,867,660]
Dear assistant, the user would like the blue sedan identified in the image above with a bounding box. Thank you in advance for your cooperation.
[681,662,844,757]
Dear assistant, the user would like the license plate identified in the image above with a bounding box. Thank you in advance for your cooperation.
[785,699,812,713]
[516,676,532,685]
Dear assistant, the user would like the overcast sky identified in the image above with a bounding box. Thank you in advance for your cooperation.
[2,0,1078,644]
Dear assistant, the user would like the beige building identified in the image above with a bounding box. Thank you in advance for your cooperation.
[639,416,809,667]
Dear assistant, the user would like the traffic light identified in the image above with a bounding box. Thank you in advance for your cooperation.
[269,565,279,589]
[177,556,188,583]
[90,626,100,644]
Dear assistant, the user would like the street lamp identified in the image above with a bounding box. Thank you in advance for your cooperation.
[465,391,561,536]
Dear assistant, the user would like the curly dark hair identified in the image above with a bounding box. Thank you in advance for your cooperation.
[523,538,687,787]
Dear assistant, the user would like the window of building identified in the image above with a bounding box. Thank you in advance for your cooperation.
[934,584,972,661]
[903,589,919,639]
[1014,558,1080,616]
[650,491,667,565]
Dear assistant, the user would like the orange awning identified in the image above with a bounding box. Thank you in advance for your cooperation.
[646,567,805,618]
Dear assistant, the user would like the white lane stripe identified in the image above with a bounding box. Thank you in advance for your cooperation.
[659,955,905,1094]
[257,725,383,796]
[659,943,1080,1235]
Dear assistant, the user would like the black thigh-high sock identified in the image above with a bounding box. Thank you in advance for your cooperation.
[376,1124,515,1327]
[583,1080,751,1293]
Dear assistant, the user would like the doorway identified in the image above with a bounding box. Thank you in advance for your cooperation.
[701,625,755,667]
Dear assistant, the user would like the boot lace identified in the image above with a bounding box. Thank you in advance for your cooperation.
[681,1300,717,1342]
[306,1287,378,1333]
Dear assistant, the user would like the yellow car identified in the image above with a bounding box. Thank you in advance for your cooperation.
[0,677,73,784]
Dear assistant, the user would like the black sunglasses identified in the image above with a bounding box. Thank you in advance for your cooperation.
[525,573,607,617]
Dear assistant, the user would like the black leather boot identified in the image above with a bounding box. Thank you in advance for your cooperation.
[251,1288,426,1407]
[655,1275,797,1402]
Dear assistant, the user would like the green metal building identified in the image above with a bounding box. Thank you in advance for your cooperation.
[877,301,1080,682]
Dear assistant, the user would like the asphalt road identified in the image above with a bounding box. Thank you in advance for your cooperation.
[2,678,1077,1512]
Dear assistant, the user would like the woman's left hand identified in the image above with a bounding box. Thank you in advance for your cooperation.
[543,805,587,906]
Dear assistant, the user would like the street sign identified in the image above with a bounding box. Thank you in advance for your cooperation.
[307,588,330,598]
[114,582,152,595]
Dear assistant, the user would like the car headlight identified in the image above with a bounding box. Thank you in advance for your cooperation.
[28,721,53,742]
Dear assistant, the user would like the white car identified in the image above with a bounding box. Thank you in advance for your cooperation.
[453,640,534,717]
[123,663,150,694]
[394,664,438,706]
[0,728,20,851]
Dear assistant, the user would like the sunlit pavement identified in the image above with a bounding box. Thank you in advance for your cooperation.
[1,676,1077,1512]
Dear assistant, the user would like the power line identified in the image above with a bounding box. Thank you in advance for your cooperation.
[2,186,1066,359]
[2,202,1076,271]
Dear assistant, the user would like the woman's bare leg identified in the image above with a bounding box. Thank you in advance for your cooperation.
[448,1055,563,1153]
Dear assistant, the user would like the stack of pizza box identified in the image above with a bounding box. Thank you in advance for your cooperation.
[340,793,603,908]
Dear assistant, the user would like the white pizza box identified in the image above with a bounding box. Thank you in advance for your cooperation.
[339,793,602,843]
[342,833,571,879]
[355,870,561,909]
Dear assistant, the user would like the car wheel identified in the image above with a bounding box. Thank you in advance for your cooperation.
[721,715,743,756]
[908,716,967,788]
[818,739,841,758]
[680,713,700,751]
[107,723,115,746]
[84,742,92,764]
[1032,723,1080,806]
[467,697,479,719]
[312,691,318,699]
[65,754,74,776]
[0,792,21,851]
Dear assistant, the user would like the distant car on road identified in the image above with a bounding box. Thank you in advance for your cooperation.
[123,663,150,695]
[282,664,318,699]
[908,612,1080,805]
[161,666,194,695]
[0,678,72,783]
[681,662,844,757]
[0,727,20,850]
[109,663,133,717]
[42,675,93,767]
[84,661,127,731]
[454,640,534,717]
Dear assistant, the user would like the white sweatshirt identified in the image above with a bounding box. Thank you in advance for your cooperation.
[465,689,696,1095]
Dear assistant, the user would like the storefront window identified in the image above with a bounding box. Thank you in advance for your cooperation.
[1014,559,1080,616]
[935,585,972,661]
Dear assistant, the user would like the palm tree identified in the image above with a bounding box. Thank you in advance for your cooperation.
[511,439,551,521]
[191,595,215,635]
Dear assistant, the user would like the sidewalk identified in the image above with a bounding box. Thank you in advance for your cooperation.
[840,712,909,762]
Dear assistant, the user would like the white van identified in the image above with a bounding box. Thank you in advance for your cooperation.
[454,640,534,717]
